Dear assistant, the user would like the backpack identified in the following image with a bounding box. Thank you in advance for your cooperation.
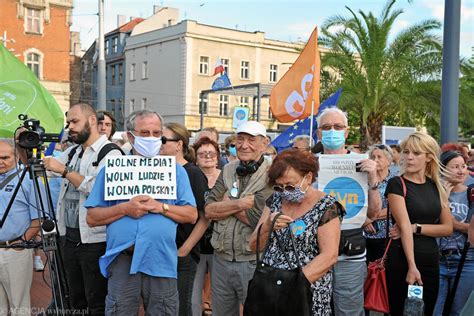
[466,184,474,208]
[66,143,125,168]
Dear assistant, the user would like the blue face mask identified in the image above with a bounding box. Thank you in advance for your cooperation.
[229,146,237,157]
[321,129,345,150]
[276,176,308,203]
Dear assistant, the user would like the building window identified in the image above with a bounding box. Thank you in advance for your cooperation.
[142,61,148,79]
[110,99,115,112]
[26,52,41,78]
[130,63,136,81]
[105,40,109,55]
[111,65,116,85]
[199,95,208,115]
[118,64,123,84]
[112,37,118,53]
[240,96,249,107]
[219,95,229,117]
[268,106,273,119]
[199,56,209,75]
[130,99,135,112]
[240,61,250,79]
[270,64,278,83]
[25,8,42,34]
[141,98,147,109]
[221,58,230,74]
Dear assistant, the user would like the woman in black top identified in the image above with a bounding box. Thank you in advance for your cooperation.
[385,132,452,315]
[160,123,210,316]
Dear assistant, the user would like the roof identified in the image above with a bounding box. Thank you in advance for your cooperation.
[106,18,145,35]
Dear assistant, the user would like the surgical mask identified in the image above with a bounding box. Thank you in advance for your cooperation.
[321,129,345,150]
[132,134,162,158]
[229,146,237,157]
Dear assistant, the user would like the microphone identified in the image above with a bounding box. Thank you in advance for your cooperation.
[42,219,57,251]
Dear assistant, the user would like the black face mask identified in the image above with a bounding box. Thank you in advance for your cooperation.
[71,121,91,144]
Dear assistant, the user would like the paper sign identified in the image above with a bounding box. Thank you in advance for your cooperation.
[318,154,369,226]
[104,156,177,201]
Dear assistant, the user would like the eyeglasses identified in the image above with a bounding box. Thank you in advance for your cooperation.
[161,136,180,144]
[319,124,346,131]
[272,175,306,192]
[197,151,217,159]
[133,129,162,138]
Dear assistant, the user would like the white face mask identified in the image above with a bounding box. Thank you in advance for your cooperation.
[131,134,162,158]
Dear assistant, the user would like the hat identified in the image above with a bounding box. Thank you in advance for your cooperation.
[236,121,266,137]
[440,151,462,167]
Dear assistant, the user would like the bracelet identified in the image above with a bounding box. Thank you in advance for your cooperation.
[162,203,169,215]
[369,182,379,190]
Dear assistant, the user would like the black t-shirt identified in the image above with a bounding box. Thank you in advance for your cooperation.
[177,163,209,262]
[385,176,441,254]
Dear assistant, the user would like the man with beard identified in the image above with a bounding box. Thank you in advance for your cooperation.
[43,103,123,314]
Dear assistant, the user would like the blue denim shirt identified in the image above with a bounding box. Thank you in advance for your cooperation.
[85,164,196,278]
[0,167,41,241]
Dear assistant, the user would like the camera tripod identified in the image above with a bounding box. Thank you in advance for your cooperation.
[0,155,70,315]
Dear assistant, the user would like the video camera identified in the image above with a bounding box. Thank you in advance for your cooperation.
[17,114,60,149]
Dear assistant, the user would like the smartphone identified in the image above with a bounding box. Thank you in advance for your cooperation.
[355,162,362,172]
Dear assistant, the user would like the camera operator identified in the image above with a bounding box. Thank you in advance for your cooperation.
[0,138,42,314]
[43,103,123,314]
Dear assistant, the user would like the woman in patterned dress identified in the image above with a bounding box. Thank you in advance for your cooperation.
[249,149,344,315]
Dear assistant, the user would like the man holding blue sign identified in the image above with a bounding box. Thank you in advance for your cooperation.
[85,110,197,315]
[316,108,381,316]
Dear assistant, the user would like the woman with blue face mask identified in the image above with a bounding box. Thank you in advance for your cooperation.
[248,149,345,315]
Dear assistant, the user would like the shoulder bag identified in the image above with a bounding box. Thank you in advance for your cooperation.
[243,213,313,316]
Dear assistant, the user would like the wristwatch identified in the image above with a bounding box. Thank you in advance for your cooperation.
[415,223,422,235]
[162,203,169,215]
[62,165,72,178]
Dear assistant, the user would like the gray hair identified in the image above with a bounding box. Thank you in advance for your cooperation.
[293,135,311,147]
[368,144,393,162]
[0,138,15,149]
[316,108,348,127]
[125,110,164,132]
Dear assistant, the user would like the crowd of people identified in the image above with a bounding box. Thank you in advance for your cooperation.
[0,104,473,316]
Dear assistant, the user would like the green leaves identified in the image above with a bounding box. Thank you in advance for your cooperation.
[320,0,446,145]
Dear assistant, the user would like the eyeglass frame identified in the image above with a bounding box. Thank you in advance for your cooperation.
[318,124,347,131]
[196,151,218,159]
[132,129,163,138]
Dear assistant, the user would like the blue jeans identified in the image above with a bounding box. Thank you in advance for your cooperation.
[433,253,474,316]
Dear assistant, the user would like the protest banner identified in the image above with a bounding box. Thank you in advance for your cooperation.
[318,154,369,226]
[104,156,177,201]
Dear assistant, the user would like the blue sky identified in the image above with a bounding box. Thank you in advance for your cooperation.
[72,0,473,58]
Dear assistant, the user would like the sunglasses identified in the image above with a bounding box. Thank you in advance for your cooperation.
[272,175,307,192]
[197,151,217,159]
[374,144,390,151]
[161,136,180,144]
[229,144,236,148]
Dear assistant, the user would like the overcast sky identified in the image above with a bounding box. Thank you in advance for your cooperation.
[71,0,473,58]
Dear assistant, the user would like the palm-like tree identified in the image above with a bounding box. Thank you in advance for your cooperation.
[320,0,442,146]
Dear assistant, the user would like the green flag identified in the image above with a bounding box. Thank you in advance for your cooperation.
[0,43,64,137]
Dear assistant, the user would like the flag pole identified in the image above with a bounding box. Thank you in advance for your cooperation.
[308,99,314,148]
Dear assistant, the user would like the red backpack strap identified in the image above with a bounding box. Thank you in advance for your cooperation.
[399,176,407,198]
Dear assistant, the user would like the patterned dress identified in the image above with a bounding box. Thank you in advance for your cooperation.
[262,194,343,316]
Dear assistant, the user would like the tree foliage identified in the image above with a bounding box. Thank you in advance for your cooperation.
[320,0,444,148]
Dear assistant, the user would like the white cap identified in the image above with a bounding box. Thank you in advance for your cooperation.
[236,121,266,137]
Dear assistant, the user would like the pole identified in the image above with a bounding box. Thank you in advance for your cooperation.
[256,85,261,122]
[199,92,204,131]
[308,99,314,148]
[440,0,461,145]
[97,0,106,111]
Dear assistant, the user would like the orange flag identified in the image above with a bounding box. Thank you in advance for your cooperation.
[270,27,320,123]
